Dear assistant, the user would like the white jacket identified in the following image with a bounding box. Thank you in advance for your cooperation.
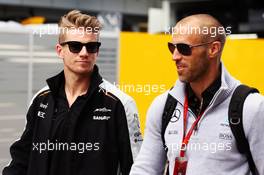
[130,64,264,175]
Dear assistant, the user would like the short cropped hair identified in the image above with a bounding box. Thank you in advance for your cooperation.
[58,10,102,43]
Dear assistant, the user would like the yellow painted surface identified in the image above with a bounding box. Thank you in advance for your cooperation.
[222,39,264,92]
[119,32,264,134]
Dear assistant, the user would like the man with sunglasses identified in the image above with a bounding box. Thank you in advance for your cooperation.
[3,10,142,175]
[130,14,264,175]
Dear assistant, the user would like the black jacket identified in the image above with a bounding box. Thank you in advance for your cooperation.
[3,65,141,175]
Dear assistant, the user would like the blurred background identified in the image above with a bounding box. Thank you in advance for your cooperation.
[0,0,264,34]
[0,0,264,173]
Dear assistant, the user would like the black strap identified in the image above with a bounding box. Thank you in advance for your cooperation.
[161,93,177,175]
[161,94,178,152]
[228,84,259,175]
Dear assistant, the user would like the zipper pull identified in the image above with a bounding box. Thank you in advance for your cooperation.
[195,98,204,134]
[198,98,204,115]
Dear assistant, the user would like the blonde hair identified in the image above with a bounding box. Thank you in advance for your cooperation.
[58,10,102,43]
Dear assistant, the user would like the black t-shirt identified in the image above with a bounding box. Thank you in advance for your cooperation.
[48,84,89,175]
[186,69,222,117]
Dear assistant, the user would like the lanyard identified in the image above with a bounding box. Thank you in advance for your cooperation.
[179,94,205,157]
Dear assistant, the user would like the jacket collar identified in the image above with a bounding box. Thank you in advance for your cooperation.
[169,63,240,107]
[46,64,103,98]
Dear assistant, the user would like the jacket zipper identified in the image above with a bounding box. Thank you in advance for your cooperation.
[194,98,204,134]
[195,88,223,129]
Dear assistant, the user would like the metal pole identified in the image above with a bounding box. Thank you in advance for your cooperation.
[27,32,33,106]
[162,0,171,30]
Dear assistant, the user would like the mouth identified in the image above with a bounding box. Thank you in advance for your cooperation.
[176,64,187,71]
[76,60,90,63]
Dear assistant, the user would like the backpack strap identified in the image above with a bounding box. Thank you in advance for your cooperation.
[161,93,178,175]
[161,93,178,152]
[228,84,259,175]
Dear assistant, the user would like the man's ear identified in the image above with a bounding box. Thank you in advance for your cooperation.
[56,44,64,59]
[208,41,221,58]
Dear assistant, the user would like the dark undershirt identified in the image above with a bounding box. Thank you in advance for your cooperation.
[50,84,69,140]
[186,67,222,117]
[48,84,88,175]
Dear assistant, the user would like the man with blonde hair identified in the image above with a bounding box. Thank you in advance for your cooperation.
[3,10,142,175]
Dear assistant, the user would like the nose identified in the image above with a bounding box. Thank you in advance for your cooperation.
[79,45,88,56]
[172,48,182,62]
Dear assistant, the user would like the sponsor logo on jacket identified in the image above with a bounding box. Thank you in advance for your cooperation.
[37,103,48,119]
[93,115,111,120]
[37,111,46,118]
[170,109,181,123]
[93,107,112,113]
[39,103,48,109]
[219,133,233,140]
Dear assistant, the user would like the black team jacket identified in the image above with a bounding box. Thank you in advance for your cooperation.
[3,65,142,175]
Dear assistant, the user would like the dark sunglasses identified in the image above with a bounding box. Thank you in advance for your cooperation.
[60,41,101,53]
[168,41,216,56]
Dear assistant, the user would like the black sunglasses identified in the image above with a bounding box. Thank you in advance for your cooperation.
[60,41,101,53]
[168,41,216,56]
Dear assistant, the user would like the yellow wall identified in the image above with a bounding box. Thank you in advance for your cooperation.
[119,32,264,133]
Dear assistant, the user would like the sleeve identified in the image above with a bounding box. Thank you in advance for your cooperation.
[123,98,143,161]
[129,95,167,175]
[243,93,264,174]
[2,101,36,175]
[116,100,134,175]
